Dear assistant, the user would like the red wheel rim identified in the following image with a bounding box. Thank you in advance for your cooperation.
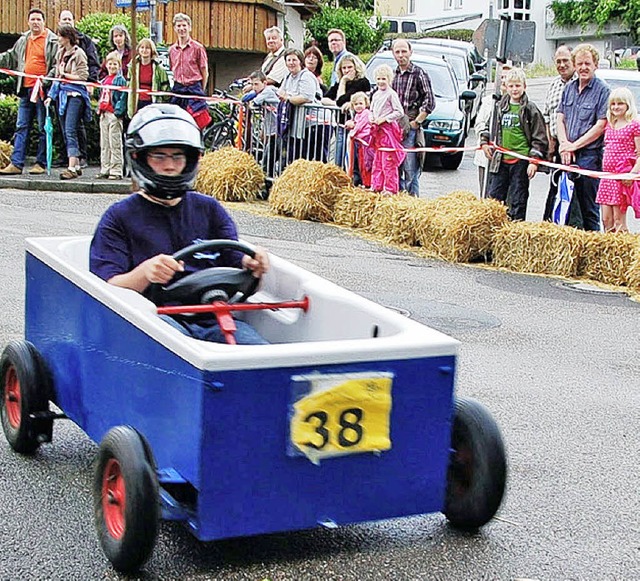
[102,458,126,540]
[4,365,21,429]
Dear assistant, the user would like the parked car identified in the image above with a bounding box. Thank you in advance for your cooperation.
[410,41,486,125]
[381,16,427,34]
[595,68,640,104]
[412,37,487,73]
[365,52,476,170]
[613,46,640,66]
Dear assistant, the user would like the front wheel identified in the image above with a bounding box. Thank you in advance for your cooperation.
[94,426,159,573]
[0,340,52,454]
[444,397,507,530]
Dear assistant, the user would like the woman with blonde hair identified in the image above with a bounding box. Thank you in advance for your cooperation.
[321,54,370,171]
[127,38,171,117]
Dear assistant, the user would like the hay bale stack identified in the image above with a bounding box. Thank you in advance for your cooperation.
[629,248,640,290]
[269,160,351,222]
[578,231,640,288]
[413,191,508,262]
[0,140,12,168]
[492,221,584,277]
[366,194,425,246]
[194,147,264,202]
[333,186,382,229]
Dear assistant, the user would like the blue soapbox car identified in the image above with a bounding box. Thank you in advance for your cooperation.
[1,236,507,573]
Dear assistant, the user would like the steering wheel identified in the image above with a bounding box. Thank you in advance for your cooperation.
[151,239,260,309]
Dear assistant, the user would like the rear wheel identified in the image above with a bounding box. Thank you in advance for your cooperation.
[0,340,52,454]
[444,397,507,530]
[94,426,159,573]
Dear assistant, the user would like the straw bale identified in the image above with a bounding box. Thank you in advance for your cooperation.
[0,140,12,168]
[578,231,640,287]
[492,221,584,277]
[269,160,351,221]
[412,192,508,262]
[629,247,640,289]
[194,147,264,202]
[333,186,382,229]
[366,194,425,246]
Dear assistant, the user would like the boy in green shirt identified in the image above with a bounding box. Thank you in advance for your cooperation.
[480,68,548,220]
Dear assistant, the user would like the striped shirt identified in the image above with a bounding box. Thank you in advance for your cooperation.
[392,62,435,120]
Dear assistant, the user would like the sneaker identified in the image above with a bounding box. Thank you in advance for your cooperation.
[60,168,79,180]
[96,172,110,179]
[108,175,122,180]
[0,163,23,175]
[75,167,83,177]
[79,159,88,169]
[29,163,46,175]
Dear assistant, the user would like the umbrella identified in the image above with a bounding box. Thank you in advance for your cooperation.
[44,103,53,176]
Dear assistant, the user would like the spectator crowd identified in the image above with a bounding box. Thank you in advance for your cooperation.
[0,8,637,230]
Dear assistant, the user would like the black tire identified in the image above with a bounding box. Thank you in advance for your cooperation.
[444,397,507,530]
[94,426,159,573]
[0,340,52,454]
[440,150,464,170]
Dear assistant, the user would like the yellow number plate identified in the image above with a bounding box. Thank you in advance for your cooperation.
[289,373,393,463]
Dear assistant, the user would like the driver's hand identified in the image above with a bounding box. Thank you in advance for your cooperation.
[143,254,184,284]
[242,247,269,278]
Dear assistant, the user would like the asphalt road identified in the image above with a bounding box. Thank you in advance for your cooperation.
[0,184,638,580]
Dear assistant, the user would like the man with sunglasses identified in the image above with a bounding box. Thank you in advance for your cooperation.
[90,104,270,344]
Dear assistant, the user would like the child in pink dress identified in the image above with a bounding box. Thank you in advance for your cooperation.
[596,87,640,232]
[345,91,374,187]
[369,65,406,194]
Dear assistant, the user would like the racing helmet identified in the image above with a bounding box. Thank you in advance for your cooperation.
[125,103,204,200]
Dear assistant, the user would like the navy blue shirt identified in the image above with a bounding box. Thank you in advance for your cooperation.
[557,76,609,150]
[90,191,244,290]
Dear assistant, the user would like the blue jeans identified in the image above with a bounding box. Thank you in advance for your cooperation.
[400,128,420,196]
[11,90,47,169]
[334,126,346,168]
[488,159,530,221]
[61,96,86,159]
[159,315,269,345]
[572,148,602,231]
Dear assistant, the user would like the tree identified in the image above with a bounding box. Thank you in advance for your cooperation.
[307,6,386,56]
[550,0,640,42]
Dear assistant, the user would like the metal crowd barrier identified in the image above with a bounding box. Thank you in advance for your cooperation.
[236,102,352,181]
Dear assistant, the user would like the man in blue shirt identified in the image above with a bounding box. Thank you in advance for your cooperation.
[90,104,270,344]
[557,43,610,231]
[328,29,352,86]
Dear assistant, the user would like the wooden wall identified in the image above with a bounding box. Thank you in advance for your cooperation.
[0,0,279,53]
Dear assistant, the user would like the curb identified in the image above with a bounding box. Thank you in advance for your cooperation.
[0,175,130,195]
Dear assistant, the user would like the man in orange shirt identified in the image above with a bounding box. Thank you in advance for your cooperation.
[0,8,58,175]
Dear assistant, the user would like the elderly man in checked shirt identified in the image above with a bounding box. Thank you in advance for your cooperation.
[391,39,435,196]
[542,45,580,225]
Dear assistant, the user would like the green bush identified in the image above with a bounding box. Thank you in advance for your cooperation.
[307,7,387,57]
[77,13,150,60]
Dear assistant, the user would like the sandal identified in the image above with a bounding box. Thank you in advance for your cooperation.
[60,168,79,180]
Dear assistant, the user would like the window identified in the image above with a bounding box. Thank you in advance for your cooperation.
[444,0,453,10]
[408,0,416,13]
[402,22,417,33]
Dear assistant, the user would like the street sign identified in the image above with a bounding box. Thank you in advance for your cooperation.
[473,19,536,64]
[115,0,150,9]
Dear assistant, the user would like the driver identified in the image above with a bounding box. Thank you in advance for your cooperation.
[90,103,270,344]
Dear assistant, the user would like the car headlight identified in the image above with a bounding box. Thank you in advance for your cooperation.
[427,120,462,131]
